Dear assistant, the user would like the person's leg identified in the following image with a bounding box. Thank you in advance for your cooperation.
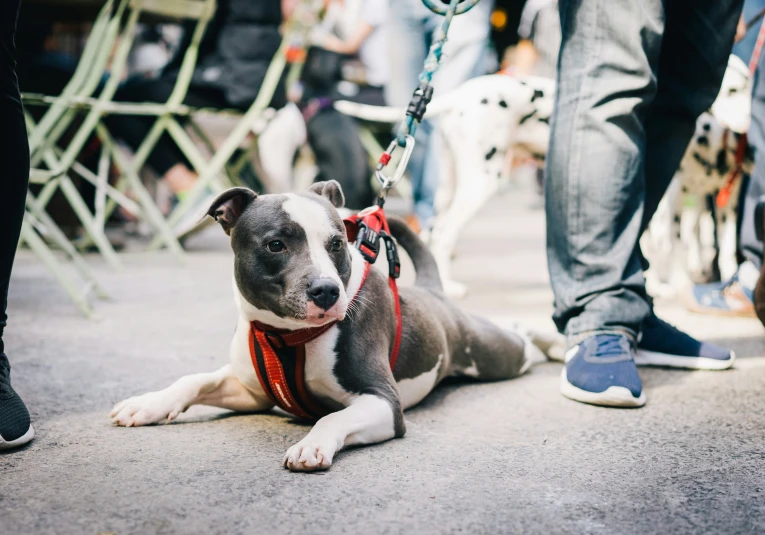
[0,0,34,449]
[634,0,742,367]
[546,0,664,341]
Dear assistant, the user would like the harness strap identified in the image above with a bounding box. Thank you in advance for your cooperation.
[248,211,402,421]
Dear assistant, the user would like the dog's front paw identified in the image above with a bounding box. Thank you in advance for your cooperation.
[283,437,337,472]
[110,392,185,427]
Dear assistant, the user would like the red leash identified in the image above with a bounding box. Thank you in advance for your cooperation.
[248,206,402,421]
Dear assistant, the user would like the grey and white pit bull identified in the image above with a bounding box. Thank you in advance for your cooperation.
[111,181,560,471]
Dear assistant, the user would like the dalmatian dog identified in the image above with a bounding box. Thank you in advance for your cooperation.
[335,74,556,297]
[643,55,752,297]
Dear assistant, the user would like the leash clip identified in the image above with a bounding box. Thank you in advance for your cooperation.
[375,136,415,193]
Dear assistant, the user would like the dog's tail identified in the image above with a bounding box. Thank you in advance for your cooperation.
[387,217,443,292]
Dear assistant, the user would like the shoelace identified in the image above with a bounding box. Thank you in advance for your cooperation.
[594,335,626,359]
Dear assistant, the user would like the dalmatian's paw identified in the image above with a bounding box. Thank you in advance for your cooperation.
[283,436,337,472]
[110,391,186,427]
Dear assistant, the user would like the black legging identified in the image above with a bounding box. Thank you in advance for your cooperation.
[105,76,237,176]
[0,0,30,355]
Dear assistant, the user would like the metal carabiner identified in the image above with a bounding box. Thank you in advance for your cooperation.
[420,0,480,16]
[375,135,415,192]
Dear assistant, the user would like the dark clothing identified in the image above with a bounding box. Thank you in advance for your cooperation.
[107,76,233,176]
[166,0,285,110]
[1,0,30,354]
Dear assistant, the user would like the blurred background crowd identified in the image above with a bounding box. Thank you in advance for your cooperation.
[14,0,765,323]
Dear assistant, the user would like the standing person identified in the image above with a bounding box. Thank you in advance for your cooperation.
[547,0,742,408]
[385,0,493,232]
[0,0,34,448]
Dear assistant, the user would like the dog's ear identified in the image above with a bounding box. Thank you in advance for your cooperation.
[206,187,257,235]
[308,180,345,208]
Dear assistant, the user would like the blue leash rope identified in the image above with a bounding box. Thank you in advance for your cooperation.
[396,0,481,146]
[375,0,480,198]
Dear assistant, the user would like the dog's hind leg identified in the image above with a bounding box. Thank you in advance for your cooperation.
[450,315,551,381]
[284,393,401,472]
[110,365,273,427]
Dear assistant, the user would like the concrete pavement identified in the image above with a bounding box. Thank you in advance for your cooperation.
[2,186,764,534]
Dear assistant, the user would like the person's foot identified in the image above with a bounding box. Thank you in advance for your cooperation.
[560,334,646,408]
[635,313,735,370]
[0,354,34,450]
[688,262,757,317]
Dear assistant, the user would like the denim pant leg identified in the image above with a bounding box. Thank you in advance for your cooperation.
[740,56,765,269]
[0,0,29,355]
[546,0,666,339]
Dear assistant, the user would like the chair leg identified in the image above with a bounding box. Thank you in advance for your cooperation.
[25,195,109,300]
[96,123,186,260]
[108,144,186,260]
[19,220,95,318]
[57,174,123,270]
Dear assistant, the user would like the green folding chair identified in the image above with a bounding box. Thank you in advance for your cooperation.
[19,199,109,319]
[141,0,326,249]
[23,0,129,269]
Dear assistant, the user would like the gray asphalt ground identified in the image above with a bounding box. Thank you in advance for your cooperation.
[2,186,764,535]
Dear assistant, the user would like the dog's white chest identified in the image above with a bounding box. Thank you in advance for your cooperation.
[229,319,356,410]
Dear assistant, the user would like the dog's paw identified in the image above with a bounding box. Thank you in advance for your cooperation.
[110,392,185,427]
[283,437,337,472]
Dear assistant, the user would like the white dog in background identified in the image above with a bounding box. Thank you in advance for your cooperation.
[335,74,555,297]
[643,55,752,297]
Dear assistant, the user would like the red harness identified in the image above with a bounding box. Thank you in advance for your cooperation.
[248,205,402,421]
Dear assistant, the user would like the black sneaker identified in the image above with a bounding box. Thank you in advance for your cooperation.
[0,354,34,450]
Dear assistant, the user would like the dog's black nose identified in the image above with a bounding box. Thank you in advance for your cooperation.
[307,279,341,310]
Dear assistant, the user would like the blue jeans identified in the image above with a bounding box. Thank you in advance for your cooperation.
[385,0,492,227]
[546,0,742,339]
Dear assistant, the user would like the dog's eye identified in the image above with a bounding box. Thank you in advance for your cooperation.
[266,240,285,252]
[330,238,343,252]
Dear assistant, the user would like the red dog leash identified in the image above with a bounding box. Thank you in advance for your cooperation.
[248,207,402,421]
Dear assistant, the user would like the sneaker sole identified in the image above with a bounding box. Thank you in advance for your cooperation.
[560,369,646,408]
[635,349,735,370]
[0,424,35,450]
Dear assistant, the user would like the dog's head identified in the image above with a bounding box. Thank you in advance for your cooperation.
[711,54,751,134]
[207,181,353,328]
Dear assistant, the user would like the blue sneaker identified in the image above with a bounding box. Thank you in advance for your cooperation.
[561,334,646,408]
[688,263,757,318]
[635,314,735,370]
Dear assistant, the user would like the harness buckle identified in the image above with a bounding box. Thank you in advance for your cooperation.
[355,222,381,264]
[380,233,401,279]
